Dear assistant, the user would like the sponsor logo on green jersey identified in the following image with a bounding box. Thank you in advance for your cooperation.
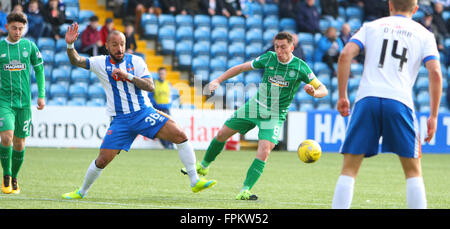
[268,75,289,87]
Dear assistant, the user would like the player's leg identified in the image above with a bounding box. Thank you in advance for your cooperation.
[200,125,239,170]
[9,108,32,194]
[145,108,216,192]
[332,97,382,209]
[0,107,15,194]
[381,98,426,209]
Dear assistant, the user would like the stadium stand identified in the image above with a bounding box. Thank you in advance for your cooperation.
[24,0,449,111]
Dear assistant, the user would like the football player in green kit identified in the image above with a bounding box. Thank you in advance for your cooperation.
[182,32,328,200]
[0,12,46,194]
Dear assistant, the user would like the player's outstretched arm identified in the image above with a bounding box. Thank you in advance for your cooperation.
[424,59,443,142]
[65,23,88,69]
[209,61,253,92]
[304,79,328,98]
[112,68,155,92]
[337,42,360,117]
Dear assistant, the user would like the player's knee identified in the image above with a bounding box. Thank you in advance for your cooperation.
[12,138,25,151]
[216,129,230,142]
[172,131,188,144]
[0,134,13,147]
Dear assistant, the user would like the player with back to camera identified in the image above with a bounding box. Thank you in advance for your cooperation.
[332,0,442,209]
[61,23,216,199]
[0,12,46,194]
[182,31,328,200]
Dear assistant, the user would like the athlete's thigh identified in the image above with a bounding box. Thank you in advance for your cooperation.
[0,106,15,133]
[340,97,382,157]
[381,98,420,158]
[154,119,187,144]
[13,108,32,138]
[101,118,137,152]
[257,118,284,145]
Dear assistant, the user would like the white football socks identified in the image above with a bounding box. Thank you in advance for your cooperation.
[332,175,355,209]
[406,176,427,209]
[79,160,103,196]
[176,141,199,187]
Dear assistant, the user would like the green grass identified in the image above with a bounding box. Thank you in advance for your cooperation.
[1,147,450,209]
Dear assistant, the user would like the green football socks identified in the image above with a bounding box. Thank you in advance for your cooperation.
[201,137,226,168]
[0,145,12,176]
[242,158,266,190]
[11,149,25,178]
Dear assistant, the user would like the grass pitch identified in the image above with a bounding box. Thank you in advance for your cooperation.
[1,147,450,209]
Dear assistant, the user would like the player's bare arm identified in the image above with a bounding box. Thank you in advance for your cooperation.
[112,68,155,92]
[65,23,88,69]
[209,61,253,92]
[337,42,361,117]
[424,59,443,142]
[304,79,328,98]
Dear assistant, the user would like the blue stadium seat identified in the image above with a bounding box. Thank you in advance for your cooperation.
[350,63,363,76]
[158,14,176,27]
[227,58,243,69]
[194,15,211,29]
[54,52,71,66]
[299,102,315,112]
[47,97,68,106]
[316,102,333,111]
[43,64,53,81]
[71,68,90,84]
[41,49,55,65]
[298,32,314,46]
[194,27,211,42]
[415,77,429,90]
[193,41,211,57]
[141,13,158,26]
[412,10,425,21]
[443,11,450,21]
[263,29,278,46]
[244,72,261,85]
[226,73,244,84]
[143,23,158,39]
[416,90,430,106]
[86,98,105,107]
[49,84,68,99]
[52,68,71,83]
[246,29,263,44]
[65,6,79,22]
[79,10,95,24]
[245,85,258,101]
[245,45,262,60]
[67,97,87,106]
[319,18,331,33]
[210,42,228,58]
[301,44,314,63]
[348,77,361,91]
[38,38,55,50]
[263,16,279,30]
[55,39,67,52]
[211,15,228,29]
[250,2,263,16]
[176,26,194,42]
[280,18,296,32]
[158,26,176,54]
[64,0,79,7]
[263,3,278,16]
[229,16,245,30]
[211,28,228,43]
[330,17,345,31]
[175,14,193,27]
[192,57,210,82]
[288,103,298,111]
[228,42,246,59]
[229,29,246,43]
[314,62,331,75]
[175,41,193,69]
[348,18,362,33]
[345,6,363,20]
[209,58,227,73]
[69,84,88,99]
[31,83,38,99]
[88,84,106,99]
[246,17,263,30]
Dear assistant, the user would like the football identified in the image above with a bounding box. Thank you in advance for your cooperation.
[297,139,322,163]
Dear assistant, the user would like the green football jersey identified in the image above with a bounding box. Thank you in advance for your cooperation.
[250,51,316,119]
[0,38,45,108]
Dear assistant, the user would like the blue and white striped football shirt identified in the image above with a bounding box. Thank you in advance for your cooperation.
[87,53,153,116]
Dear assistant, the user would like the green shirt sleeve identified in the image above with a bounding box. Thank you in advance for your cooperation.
[299,61,316,84]
[251,51,275,69]
[30,41,45,98]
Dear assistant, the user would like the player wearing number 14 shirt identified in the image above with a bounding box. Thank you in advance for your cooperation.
[61,24,216,199]
[332,0,443,209]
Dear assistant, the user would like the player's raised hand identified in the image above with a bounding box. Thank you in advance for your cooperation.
[65,23,79,44]
[304,84,315,97]
[425,116,437,143]
[337,97,350,117]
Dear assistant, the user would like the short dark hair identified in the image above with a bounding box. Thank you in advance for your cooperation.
[390,0,417,13]
[158,67,167,72]
[89,15,99,22]
[273,31,293,44]
[7,11,27,24]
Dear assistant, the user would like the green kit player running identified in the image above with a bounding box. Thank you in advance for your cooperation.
[182,32,328,200]
[0,12,46,194]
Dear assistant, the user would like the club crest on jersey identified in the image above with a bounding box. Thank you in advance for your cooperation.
[268,75,289,87]
[3,60,25,71]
